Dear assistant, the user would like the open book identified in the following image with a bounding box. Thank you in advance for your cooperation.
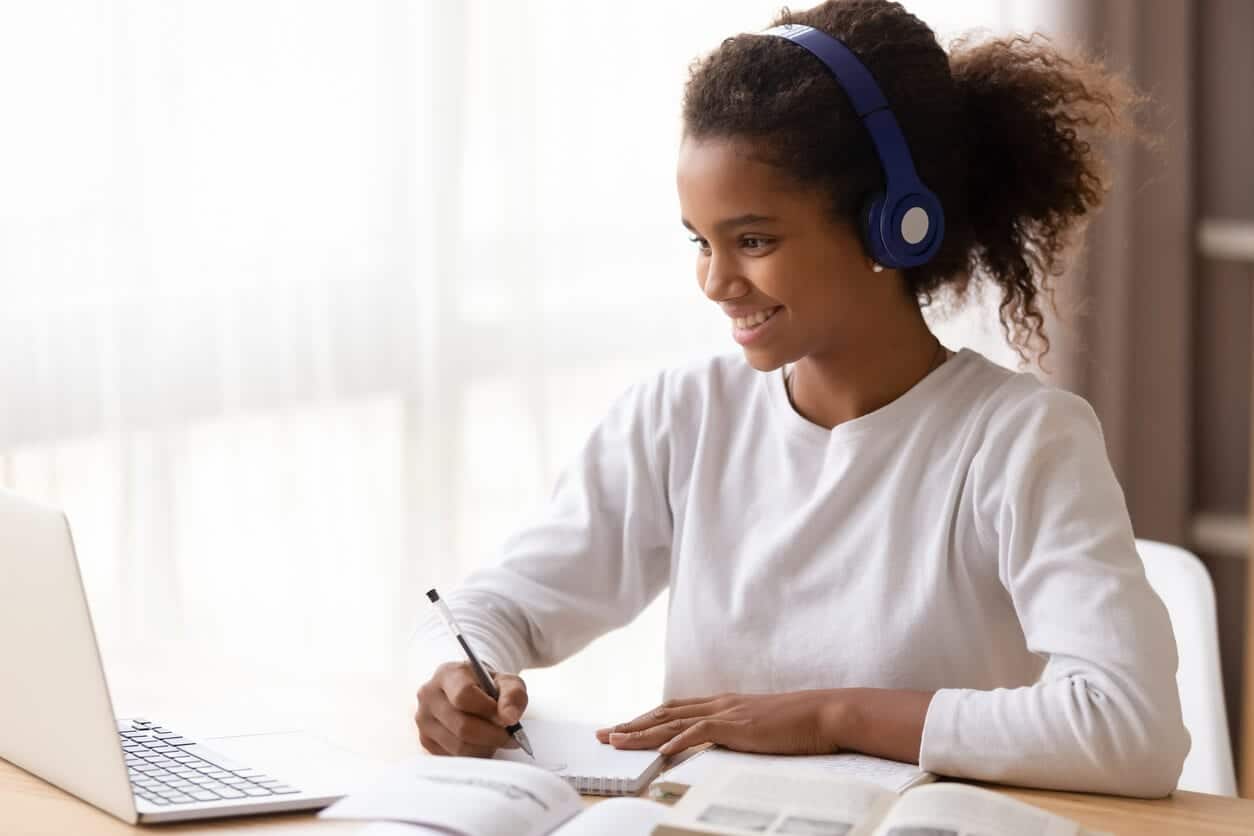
[654,765,1108,836]
[650,746,934,799]
[318,755,668,836]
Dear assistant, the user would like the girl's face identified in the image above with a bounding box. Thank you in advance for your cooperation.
[677,136,888,372]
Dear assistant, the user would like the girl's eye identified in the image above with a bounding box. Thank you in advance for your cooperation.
[742,236,771,250]
[689,235,710,252]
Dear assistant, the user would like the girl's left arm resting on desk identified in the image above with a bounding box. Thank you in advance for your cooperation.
[596,687,934,763]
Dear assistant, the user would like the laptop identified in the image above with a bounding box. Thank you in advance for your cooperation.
[0,488,381,824]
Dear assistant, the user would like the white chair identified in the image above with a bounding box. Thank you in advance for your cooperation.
[1136,538,1238,796]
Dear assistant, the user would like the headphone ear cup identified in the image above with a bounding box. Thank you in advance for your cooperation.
[861,192,889,266]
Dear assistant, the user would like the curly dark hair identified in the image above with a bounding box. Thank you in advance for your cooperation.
[682,0,1150,363]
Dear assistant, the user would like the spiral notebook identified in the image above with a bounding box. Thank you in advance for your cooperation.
[495,718,667,796]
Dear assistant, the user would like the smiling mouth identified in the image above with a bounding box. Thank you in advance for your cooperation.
[731,307,782,330]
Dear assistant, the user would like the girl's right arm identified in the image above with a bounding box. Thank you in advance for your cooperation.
[412,373,676,753]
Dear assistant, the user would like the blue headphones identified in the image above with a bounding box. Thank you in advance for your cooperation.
[762,24,944,269]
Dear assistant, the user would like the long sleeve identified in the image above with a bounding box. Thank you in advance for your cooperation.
[410,374,674,679]
[918,386,1191,797]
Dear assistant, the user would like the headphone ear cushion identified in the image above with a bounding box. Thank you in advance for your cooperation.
[861,192,888,266]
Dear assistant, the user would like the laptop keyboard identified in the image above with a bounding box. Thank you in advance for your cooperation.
[118,718,301,806]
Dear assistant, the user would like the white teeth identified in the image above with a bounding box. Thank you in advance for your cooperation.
[733,308,778,329]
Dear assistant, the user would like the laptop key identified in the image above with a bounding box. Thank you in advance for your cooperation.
[165,793,195,804]
[180,744,246,772]
[241,786,274,797]
[212,787,247,799]
[189,790,221,801]
[267,785,301,795]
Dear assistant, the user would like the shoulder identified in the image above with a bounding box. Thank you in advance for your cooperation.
[952,351,1108,479]
[976,357,1101,444]
[944,349,1100,433]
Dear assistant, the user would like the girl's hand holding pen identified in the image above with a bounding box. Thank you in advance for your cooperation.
[415,661,529,757]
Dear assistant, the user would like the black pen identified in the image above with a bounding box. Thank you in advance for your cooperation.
[426,588,534,758]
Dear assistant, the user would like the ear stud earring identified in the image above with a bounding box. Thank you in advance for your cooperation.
[871,262,884,273]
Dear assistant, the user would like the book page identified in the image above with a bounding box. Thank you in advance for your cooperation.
[349,798,670,836]
[655,765,898,836]
[318,755,583,836]
[870,784,1104,836]
[658,747,932,794]
[550,797,671,835]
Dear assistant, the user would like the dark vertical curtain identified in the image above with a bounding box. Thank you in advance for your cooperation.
[1043,0,1254,793]
[1043,0,1195,544]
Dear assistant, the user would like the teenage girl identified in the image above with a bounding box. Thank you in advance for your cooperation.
[413,0,1189,798]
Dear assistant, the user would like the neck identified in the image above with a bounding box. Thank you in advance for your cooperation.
[786,314,944,431]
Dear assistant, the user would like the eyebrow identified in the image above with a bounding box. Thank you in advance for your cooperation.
[681,213,778,235]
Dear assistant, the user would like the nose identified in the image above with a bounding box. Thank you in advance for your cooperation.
[698,250,749,302]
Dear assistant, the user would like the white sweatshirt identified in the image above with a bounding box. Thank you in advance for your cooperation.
[415,348,1190,797]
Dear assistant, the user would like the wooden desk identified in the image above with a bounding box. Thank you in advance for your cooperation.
[5,751,1254,836]
[3,658,1254,835]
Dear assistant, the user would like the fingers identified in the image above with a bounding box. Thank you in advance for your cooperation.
[439,663,501,719]
[495,673,529,726]
[415,663,522,758]
[428,692,517,750]
[658,719,733,756]
[421,706,497,758]
[607,716,707,750]
[596,698,721,743]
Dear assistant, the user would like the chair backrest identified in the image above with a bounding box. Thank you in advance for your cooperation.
[1135,538,1238,796]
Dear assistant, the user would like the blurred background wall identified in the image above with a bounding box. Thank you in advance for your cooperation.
[1039,0,1254,790]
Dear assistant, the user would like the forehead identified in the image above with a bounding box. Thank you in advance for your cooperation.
[676,137,807,221]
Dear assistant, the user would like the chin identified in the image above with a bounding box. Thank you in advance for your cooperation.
[741,348,787,373]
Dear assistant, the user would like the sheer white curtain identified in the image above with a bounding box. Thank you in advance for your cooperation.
[0,0,1043,720]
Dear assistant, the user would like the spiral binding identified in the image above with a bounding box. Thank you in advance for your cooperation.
[564,773,632,796]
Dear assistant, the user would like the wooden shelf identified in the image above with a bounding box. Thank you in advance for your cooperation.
[1190,511,1250,559]
[1196,216,1254,794]
[1198,219,1254,262]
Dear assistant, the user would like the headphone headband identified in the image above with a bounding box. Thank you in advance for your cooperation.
[760,23,944,268]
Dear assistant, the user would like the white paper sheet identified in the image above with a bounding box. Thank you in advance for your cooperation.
[351,798,669,836]
[551,797,670,835]
[318,755,582,836]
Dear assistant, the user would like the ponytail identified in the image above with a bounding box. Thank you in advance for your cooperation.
[949,33,1150,362]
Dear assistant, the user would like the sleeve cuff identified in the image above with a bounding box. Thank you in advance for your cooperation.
[918,687,965,776]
